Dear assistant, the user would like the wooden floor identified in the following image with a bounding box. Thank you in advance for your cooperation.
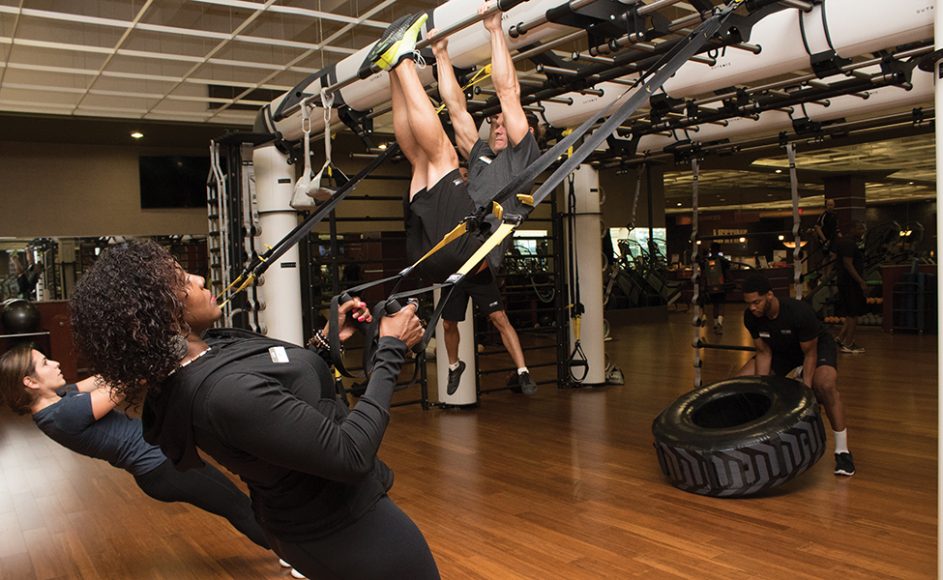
[1,312,936,579]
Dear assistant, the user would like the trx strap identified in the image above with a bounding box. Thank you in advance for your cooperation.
[333,0,747,359]
[690,157,703,389]
[785,142,803,299]
[217,143,400,308]
[565,174,589,383]
[628,165,644,231]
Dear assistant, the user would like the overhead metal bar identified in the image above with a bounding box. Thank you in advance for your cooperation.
[598,109,934,168]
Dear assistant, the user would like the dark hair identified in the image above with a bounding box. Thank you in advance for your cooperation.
[70,240,187,405]
[742,273,772,295]
[0,343,36,415]
[525,112,540,138]
[710,242,721,254]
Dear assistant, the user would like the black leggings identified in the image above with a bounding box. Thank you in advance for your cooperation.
[267,495,439,580]
[134,459,269,550]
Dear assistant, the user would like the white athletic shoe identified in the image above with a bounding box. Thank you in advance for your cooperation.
[278,559,306,579]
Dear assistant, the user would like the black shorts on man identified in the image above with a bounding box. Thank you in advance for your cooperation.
[440,267,504,322]
[405,168,483,282]
[770,334,838,377]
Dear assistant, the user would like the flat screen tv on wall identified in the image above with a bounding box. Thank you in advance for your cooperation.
[139,155,210,208]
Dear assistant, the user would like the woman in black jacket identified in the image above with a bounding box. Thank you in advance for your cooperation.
[70,240,437,580]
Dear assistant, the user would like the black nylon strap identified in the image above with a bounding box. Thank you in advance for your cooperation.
[330,0,743,373]
[231,143,400,291]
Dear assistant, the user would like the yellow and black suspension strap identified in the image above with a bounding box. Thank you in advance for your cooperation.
[381,220,521,356]
[217,142,400,309]
[435,64,492,115]
[327,204,508,377]
[565,174,588,383]
[331,0,748,372]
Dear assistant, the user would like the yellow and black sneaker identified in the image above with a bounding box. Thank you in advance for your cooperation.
[368,12,428,71]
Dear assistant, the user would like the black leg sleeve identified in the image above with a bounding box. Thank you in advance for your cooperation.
[267,495,439,580]
[134,459,270,550]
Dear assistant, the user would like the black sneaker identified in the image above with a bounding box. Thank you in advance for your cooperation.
[367,12,428,71]
[834,452,855,476]
[446,361,465,396]
[517,371,537,395]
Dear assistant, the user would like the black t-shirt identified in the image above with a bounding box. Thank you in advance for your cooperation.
[743,298,827,363]
[816,210,838,245]
[467,133,541,269]
[834,236,864,287]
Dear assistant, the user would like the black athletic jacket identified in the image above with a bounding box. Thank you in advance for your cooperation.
[142,328,407,541]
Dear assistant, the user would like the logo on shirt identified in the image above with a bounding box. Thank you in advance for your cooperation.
[478,155,493,165]
[269,346,289,364]
[759,331,771,338]
[780,329,792,335]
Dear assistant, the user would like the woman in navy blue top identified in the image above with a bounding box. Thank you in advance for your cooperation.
[0,344,273,553]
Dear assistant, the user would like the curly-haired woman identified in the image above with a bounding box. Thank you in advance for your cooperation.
[0,344,272,551]
[70,240,438,580]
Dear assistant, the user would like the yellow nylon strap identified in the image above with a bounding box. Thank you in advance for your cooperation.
[436,64,493,114]
[562,128,574,159]
[217,273,256,309]
[412,221,469,268]
[491,201,504,221]
[516,194,534,207]
[456,222,516,276]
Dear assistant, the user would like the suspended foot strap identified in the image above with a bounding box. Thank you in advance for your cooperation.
[568,338,589,383]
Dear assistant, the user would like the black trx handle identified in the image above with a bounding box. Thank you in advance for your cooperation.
[568,342,589,383]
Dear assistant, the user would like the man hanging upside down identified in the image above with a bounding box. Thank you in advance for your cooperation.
[429,3,539,396]
[372,7,537,396]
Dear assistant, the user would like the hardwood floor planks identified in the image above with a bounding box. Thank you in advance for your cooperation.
[0,313,935,578]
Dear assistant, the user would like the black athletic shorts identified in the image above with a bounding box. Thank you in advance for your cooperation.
[771,334,838,377]
[405,169,482,283]
[836,282,868,317]
[441,268,503,322]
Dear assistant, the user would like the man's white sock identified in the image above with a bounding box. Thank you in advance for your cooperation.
[517,367,528,375]
[449,361,461,371]
[834,429,849,454]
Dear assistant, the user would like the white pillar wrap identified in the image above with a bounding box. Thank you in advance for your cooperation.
[252,144,304,346]
[568,164,606,385]
[434,288,477,406]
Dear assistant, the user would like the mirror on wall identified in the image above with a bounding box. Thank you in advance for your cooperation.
[0,236,208,303]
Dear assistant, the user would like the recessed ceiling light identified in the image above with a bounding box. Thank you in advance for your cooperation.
[378,143,387,150]
[908,181,915,185]
[774,169,783,174]
[130,131,144,140]
[676,202,682,206]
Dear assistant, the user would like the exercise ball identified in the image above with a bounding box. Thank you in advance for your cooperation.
[1,299,41,333]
